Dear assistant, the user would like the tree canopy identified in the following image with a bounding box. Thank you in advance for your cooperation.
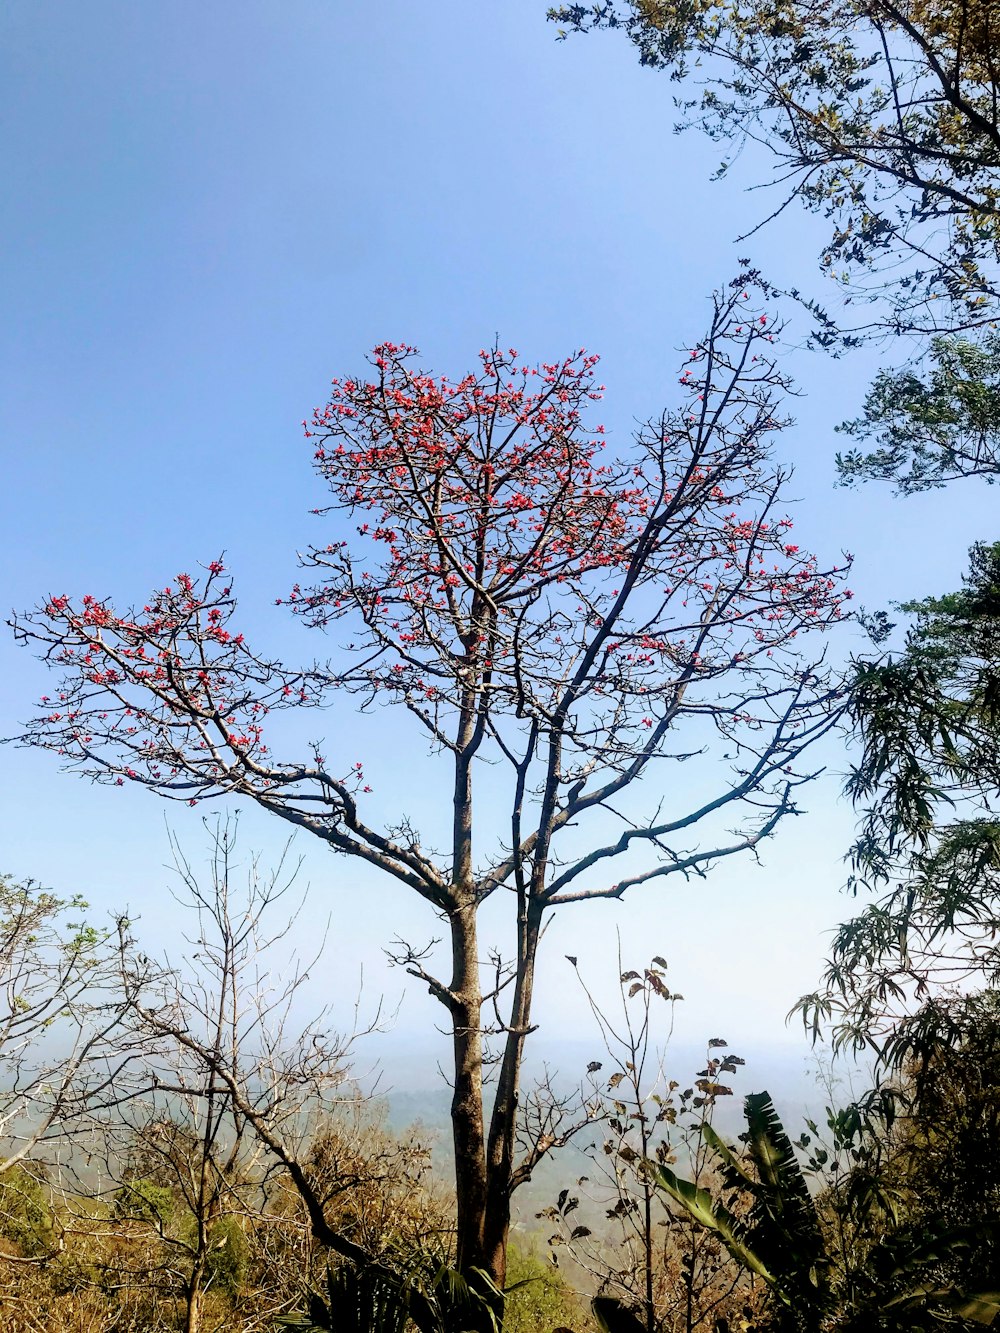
[550,0,1000,338]
[799,541,1000,1050]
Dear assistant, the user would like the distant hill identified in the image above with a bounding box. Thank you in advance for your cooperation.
[376,1034,870,1232]
[379,1034,863,1131]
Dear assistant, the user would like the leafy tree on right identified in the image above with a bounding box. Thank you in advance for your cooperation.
[836,331,1000,492]
[799,539,1000,1053]
[550,0,1000,340]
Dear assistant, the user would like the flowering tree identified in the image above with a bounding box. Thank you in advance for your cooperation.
[12,275,850,1313]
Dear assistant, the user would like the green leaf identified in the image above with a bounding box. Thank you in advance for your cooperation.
[652,1163,781,1292]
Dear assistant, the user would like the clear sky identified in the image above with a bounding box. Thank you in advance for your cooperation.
[2,0,996,1087]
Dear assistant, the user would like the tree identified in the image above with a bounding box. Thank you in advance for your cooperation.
[97,819,388,1333]
[11,276,849,1317]
[10,819,406,1333]
[0,1164,54,1261]
[836,331,1000,492]
[0,873,137,1180]
[797,540,1000,1052]
[105,1116,251,1332]
[874,990,1000,1299]
[549,0,1000,338]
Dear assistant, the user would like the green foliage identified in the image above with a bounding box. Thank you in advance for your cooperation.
[112,1176,178,1229]
[276,1259,411,1333]
[275,1246,504,1333]
[837,334,1000,493]
[876,992,1000,1291]
[204,1214,248,1298]
[0,872,107,970]
[727,1092,828,1300]
[798,542,1000,1048]
[503,1243,590,1333]
[0,1165,53,1257]
[656,1092,828,1330]
[647,1090,1000,1330]
[549,1,1000,334]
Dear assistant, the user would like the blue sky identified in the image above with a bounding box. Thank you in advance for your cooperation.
[2,0,996,1085]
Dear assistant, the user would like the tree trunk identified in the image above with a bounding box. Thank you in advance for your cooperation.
[448,902,488,1276]
[481,901,543,1293]
[184,1264,205,1333]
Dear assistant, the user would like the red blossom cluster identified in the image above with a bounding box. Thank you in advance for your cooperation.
[278,329,850,774]
[14,563,323,801]
[302,343,633,585]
